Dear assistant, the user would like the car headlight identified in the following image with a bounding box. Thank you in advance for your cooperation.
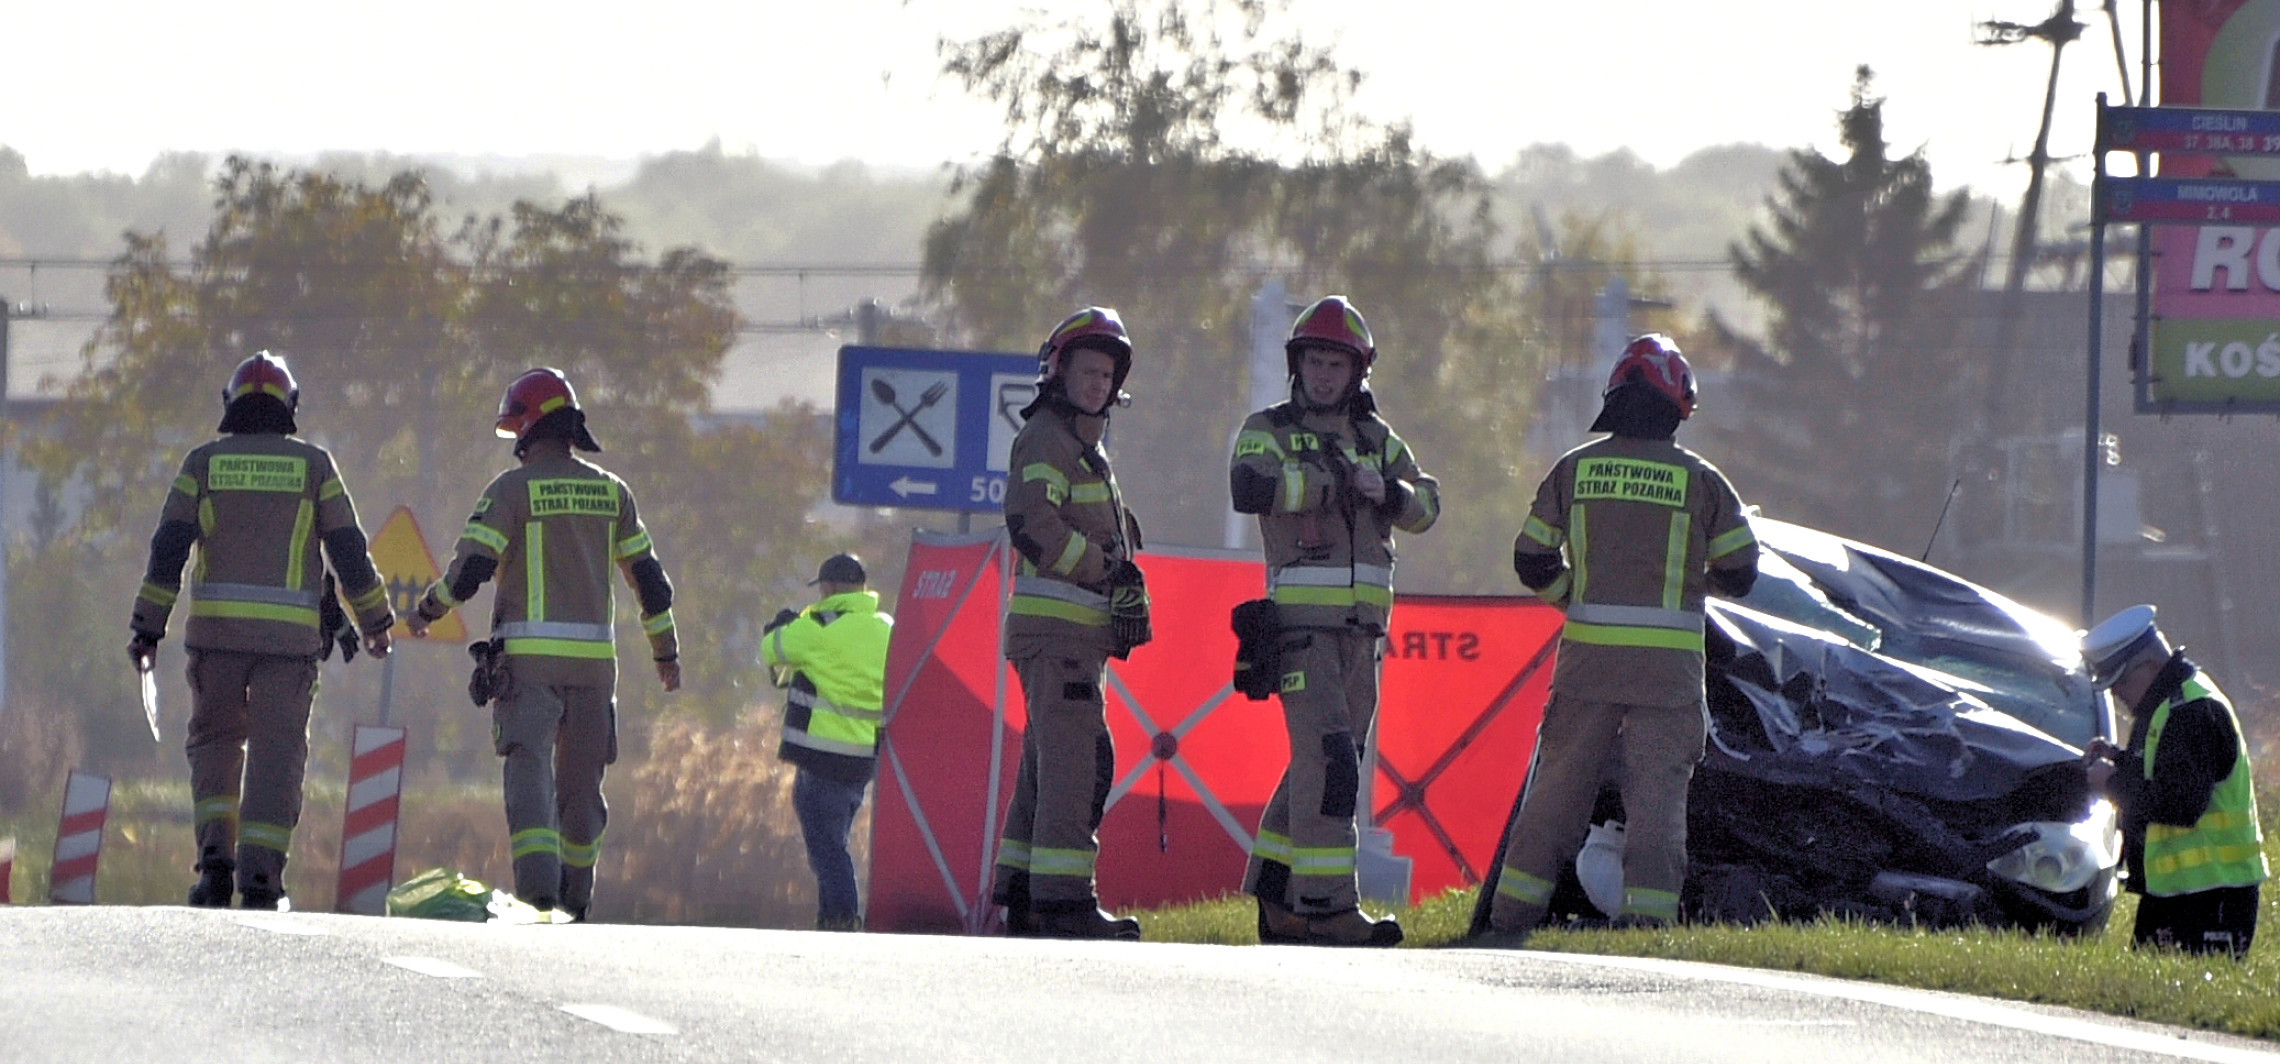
[1985,799,2120,894]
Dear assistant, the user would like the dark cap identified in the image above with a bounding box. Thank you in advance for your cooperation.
[810,552,867,586]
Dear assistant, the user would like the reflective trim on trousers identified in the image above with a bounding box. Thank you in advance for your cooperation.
[1291,846,1355,878]
[1622,886,1681,922]
[512,826,563,860]
[240,821,293,856]
[194,796,239,827]
[561,831,604,869]
[1497,868,1555,906]
[1028,846,1096,879]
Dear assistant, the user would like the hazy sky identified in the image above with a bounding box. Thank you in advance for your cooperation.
[7,0,2137,199]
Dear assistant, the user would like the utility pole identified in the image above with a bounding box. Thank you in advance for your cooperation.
[1981,0,2086,338]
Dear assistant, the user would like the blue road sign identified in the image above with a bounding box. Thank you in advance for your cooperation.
[2095,176,2280,225]
[833,345,1039,512]
[2101,105,2280,156]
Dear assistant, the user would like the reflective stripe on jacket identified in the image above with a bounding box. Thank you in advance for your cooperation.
[2143,674,2269,896]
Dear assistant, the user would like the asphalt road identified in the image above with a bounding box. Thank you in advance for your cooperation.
[4,906,2279,1064]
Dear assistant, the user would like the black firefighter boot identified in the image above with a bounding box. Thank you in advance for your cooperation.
[1031,899,1142,941]
[186,855,235,908]
[995,869,1036,937]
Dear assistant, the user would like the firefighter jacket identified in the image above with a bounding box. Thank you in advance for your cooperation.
[1229,398,1440,633]
[1003,400,1137,659]
[2108,653,2269,897]
[422,452,677,688]
[1515,435,1756,708]
[133,433,393,656]
[763,589,893,784]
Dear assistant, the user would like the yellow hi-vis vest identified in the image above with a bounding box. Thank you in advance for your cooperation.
[2142,674,2269,896]
[763,590,892,777]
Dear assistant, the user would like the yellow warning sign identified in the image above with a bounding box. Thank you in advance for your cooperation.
[368,506,465,642]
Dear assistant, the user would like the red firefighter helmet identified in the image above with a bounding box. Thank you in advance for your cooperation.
[1038,306,1133,394]
[495,367,601,452]
[223,351,299,410]
[1604,333,1697,419]
[1284,295,1377,379]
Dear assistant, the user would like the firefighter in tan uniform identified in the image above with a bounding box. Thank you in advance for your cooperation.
[1231,296,1439,947]
[129,352,396,910]
[409,368,680,921]
[1484,334,1756,940]
[990,307,1151,941]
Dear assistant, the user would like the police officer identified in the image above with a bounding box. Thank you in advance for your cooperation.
[130,352,396,910]
[763,552,894,931]
[990,307,1149,941]
[408,367,680,921]
[2083,604,2268,956]
[1484,334,1757,941]
[1230,295,1439,947]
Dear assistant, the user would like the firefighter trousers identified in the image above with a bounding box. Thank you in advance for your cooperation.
[993,649,1114,907]
[1491,693,1706,930]
[185,649,320,895]
[1244,628,1380,916]
[494,681,617,912]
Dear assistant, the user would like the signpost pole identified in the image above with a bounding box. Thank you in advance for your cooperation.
[2082,94,2108,626]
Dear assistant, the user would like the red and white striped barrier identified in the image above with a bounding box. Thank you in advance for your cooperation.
[1,835,15,904]
[336,725,406,915]
[49,771,111,904]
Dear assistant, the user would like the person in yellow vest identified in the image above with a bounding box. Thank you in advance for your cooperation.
[2082,604,2267,957]
[762,552,894,931]
[990,306,1150,941]
[408,367,680,921]
[1483,334,1756,942]
[129,352,396,910]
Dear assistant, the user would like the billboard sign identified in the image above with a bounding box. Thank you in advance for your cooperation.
[2146,0,2280,409]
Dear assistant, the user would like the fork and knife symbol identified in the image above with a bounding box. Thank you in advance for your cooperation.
[869,377,948,457]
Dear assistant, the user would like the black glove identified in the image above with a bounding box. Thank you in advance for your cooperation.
[318,572,351,662]
[764,607,800,634]
[1106,560,1152,659]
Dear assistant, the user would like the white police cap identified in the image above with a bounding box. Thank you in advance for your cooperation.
[2081,604,2166,689]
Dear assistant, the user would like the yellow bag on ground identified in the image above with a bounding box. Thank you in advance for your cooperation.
[385,867,572,923]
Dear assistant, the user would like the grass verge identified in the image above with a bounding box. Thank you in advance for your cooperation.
[1133,885,2280,1042]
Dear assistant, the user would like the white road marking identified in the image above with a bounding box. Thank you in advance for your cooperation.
[1523,951,2280,1063]
[382,956,482,979]
[559,1004,677,1035]
[236,916,326,936]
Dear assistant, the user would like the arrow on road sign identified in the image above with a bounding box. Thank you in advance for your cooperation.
[890,476,939,498]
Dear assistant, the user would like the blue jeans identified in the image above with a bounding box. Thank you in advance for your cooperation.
[793,768,869,925]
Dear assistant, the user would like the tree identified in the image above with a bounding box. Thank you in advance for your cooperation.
[1708,68,1983,550]
[926,0,1538,590]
